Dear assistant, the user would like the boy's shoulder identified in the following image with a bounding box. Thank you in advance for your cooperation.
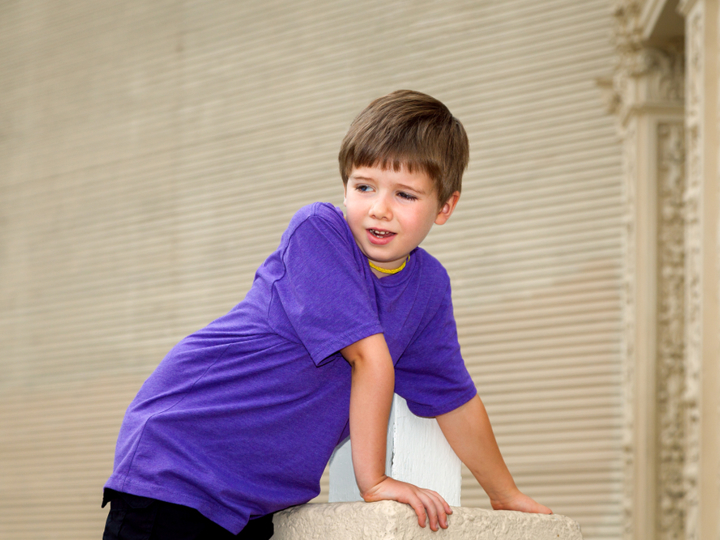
[413,247,451,289]
[286,202,346,235]
[279,203,358,263]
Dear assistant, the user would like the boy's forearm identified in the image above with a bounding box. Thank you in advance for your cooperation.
[436,395,518,505]
[341,333,395,497]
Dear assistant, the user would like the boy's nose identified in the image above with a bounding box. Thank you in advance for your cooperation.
[370,197,392,220]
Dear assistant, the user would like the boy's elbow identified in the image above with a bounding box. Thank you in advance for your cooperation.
[340,333,389,367]
[345,351,393,376]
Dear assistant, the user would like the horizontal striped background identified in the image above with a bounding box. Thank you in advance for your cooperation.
[0,1,622,538]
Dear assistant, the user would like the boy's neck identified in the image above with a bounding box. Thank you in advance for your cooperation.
[368,256,409,278]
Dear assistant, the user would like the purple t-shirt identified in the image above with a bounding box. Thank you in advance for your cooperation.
[105,202,476,534]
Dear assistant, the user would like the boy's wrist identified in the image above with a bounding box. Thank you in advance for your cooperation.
[359,474,390,501]
[489,489,553,514]
[487,485,522,509]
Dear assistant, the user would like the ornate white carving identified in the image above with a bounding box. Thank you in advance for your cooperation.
[682,6,703,540]
[656,122,686,540]
[606,1,685,125]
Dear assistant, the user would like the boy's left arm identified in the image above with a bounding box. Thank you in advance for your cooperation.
[436,395,552,514]
[341,333,453,531]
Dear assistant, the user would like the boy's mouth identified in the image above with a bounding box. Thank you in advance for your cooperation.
[367,228,396,244]
[369,229,395,238]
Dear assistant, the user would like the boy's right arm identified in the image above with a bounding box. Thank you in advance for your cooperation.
[341,333,452,532]
[436,395,552,514]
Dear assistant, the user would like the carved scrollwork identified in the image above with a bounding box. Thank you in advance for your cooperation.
[682,7,703,540]
[605,1,684,124]
[656,122,686,540]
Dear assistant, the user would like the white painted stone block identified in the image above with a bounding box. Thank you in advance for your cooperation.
[273,501,584,540]
[391,396,461,506]
[329,394,461,506]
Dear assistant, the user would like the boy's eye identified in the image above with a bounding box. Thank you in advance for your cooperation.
[397,192,418,201]
[355,185,372,192]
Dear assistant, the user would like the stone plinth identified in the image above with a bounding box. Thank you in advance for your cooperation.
[273,501,583,540]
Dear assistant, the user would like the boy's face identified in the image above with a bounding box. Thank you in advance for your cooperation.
[344,165,459,276]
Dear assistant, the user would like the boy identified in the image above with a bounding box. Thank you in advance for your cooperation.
[102,90,551,540]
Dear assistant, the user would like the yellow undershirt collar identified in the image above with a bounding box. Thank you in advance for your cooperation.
[368,255,409,275]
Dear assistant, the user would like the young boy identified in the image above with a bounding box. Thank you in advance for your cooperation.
[102,90,551,540]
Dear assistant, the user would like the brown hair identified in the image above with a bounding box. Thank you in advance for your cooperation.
[339,90,469,205]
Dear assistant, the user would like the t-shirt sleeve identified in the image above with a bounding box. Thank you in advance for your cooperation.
[394,283,477,417]
[271,213,383,366]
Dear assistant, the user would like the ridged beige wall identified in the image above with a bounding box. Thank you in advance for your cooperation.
[0,1,622,539]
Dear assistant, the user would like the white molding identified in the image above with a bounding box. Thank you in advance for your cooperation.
[682,3,720,540]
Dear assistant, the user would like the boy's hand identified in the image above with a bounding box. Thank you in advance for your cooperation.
[490,490,553,515]
[361,476,453,531]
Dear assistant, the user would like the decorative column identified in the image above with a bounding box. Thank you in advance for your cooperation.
[602,2,686,539]
[677,2,720,540]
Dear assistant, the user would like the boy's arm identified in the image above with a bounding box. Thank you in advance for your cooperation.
[340,333,452,531]
[436,395,552,514]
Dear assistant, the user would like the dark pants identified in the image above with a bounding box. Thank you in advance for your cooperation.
[102,490,274,540]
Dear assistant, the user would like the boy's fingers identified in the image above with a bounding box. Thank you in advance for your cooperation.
[426,489,452,522]
[418,491,444,531]
[423,501,438,531]
[409,497,427,528]
[428,490,450,529]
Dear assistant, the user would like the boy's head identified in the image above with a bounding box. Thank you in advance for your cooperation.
[339,90,469,207]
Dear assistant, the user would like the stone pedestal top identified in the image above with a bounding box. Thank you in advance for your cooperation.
[273,501,583,540]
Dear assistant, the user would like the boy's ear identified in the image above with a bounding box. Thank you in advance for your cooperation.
[435,191,460,225]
